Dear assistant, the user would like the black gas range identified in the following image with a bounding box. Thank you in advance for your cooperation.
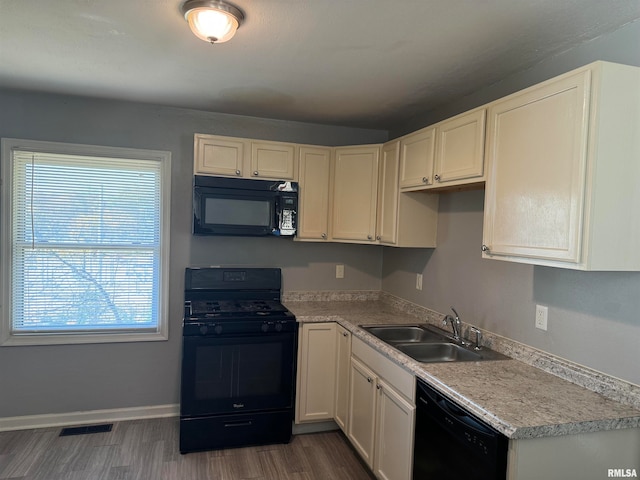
[180,267,297,454]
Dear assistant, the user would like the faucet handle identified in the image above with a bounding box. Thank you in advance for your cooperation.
[470,326,482,350]
[450,306,460,320]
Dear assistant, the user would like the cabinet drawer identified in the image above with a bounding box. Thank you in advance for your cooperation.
[352,336,415,401]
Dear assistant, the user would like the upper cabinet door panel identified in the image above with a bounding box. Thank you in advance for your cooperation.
[251,141,296,180]
[194,134,245,177]
[483,70,591,263]
[433,108,486,185]
[297,146,331,241]
[332,146,380,242]
[399,127,435,190]
[376,141,400,245]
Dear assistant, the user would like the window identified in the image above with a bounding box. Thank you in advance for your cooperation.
[1,139,171,345]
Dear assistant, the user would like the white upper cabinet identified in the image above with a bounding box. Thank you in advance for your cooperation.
[297,146,332,241]
[194,134,246,177]
[250,141,296,180]
[482,61,640,270]
[432,108,486,187]
[376,141,401,244]
[194,134,297,180]
[399,126,436,190]
[332,145,380,243]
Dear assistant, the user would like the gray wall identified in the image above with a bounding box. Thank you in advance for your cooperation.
[0,91,385,418]
[382,20,640,386]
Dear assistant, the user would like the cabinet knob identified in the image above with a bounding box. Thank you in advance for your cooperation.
[481,244,489,252]
[434,174,441,181]
[253,171,259,176]
[321,233,327,239]
[376,384,382,390]
[367,235,373,240]
[422,176,429,183]
[342,332,348,337]
[376,235,381,240]
[367,377,372,383]
[235,170,241,176]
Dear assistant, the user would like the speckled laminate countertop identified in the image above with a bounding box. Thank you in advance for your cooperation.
[283,294,640,440]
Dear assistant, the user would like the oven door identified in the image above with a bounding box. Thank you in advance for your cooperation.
[180,331,296,417]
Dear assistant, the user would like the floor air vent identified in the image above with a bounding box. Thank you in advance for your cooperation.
[59,423,113,437]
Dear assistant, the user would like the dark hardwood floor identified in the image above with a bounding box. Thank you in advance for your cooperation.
[0,417,375,480]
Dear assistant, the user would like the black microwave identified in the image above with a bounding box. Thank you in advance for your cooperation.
[193,175,298,237]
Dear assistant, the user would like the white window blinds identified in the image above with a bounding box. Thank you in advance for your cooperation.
[9,148,165,336]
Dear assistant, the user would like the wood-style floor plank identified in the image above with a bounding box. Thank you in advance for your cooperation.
[0,418,375,480]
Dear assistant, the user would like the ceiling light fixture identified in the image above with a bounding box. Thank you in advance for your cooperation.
[180,0,244,44]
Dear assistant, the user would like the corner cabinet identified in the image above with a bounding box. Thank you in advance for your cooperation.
[295,323,337,423]
[331,145,380,243]
[194,134,297,180]
[377,140,439,248]
[482,61,640,270]
[297,146,332,241]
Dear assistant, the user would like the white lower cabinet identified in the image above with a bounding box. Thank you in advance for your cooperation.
[349,337,416,480]
[334,324,352,433]
[295,323,337,423]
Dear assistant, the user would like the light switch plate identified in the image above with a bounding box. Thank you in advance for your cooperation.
[416,273,423,290]
[336,264,344,279]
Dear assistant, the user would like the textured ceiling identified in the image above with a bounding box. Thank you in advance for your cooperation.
[1,0,639,130]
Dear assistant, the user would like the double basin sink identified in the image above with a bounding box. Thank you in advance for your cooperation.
[360,324,508,363]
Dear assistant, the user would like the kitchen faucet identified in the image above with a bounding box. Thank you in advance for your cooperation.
[443,307,463,343]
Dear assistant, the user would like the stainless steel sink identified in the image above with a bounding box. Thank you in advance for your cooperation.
[361,325,445,344]
[360,324,509,363]
[395,342,482,362]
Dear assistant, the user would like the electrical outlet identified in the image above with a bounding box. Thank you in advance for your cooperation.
[416,273,423,291]
[535,304,548,331]
[336,264,344,279]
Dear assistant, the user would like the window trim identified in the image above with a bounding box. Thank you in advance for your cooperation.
[1,138,171,346]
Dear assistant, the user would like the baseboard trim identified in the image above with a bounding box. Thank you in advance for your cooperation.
[0,404,180,432]
[292,420,339,435]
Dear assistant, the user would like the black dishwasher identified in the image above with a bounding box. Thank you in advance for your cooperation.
[413,378,508,480]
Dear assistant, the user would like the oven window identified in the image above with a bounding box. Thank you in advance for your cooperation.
[204,197,271,226]
[195,342,283,399]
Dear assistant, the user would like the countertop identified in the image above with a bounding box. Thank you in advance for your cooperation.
[284,297,640,440]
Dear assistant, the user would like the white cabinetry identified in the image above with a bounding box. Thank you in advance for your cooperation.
[295,323,337,423]
[377,140,439,248]
[297,146,332,241]
[399,107,486,192]
[432,108,486,187]
[348,337,415,480]
[334,324,351,433]
[483,61,640,270]
[399,127,435,190]
[332,145,380,243]
[194,134,297,180]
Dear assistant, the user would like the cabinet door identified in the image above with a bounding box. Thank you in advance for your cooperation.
[295,323,337,423]
[194,134,245,177]
[433,108,486,186]
[332,146,380,242]
[297,146,332,241]
[250,141,296,180]
[334,324,351,433]
[347,357,377,468]
[374,379,416,480]
[399,127,435,190]
[483,70,590,263]
[376,141,400,245]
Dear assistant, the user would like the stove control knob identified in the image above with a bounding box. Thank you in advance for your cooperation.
[214,324,223,335]
[199,325,208,335]
[261,322,269,333]
[275,322,283,332]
